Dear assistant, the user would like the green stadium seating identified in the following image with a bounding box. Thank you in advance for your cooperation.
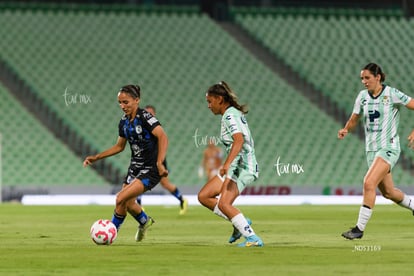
[0,83,109,187]
[1,5,412,190]
[233,7,414,185]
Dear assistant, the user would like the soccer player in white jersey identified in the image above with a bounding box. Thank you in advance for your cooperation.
[338,63,414,239]
[198,81,263,247]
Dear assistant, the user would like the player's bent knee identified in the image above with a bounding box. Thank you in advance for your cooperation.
[381,189,398,200]
[363,180,377,193]
[381,191,391,199]
[197,192,206,205]
[115,194,127,207]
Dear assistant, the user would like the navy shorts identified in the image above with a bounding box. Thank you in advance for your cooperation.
[123,166,161,191]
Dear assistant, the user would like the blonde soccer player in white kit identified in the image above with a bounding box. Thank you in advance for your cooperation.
[198,81,263,247]
[338,63,414,239]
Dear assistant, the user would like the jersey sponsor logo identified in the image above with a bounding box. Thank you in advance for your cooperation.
[229,124,237,132]
[131,144,143,156]
[386,151,392,157]
[366,127,382,132]
[368,110,380,122]
[135,125,142,134]
[147,117,158,126]
[361,99,367,105]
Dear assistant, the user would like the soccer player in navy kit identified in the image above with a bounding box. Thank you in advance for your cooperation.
[136,105,188,215]
[83,84,168,242]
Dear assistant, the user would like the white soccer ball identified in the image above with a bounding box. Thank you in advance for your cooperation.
[90,219,117,245]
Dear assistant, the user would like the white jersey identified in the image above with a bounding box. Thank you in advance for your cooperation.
[352,85,411,152]
[221,106,258,175]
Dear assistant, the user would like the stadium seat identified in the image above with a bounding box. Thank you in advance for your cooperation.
[1,4,412,190]
[0,83,109,187]
[233,7,414,185]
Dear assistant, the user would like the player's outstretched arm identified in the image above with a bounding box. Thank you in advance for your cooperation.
[83,136,127,167]
[404,98,414,110]
[338,113,360,140]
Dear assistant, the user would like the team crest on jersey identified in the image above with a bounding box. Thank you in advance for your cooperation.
[382,96,390,105]
[135,125,142,134]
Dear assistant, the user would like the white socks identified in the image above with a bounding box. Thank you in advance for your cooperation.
[354,194,413,232]
[398,194,414,211]
[231,213,255,238]
[356,206,372,231]
[214,204,255,238]
[213,204,229,220]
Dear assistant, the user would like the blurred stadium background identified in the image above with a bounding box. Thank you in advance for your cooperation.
[1,0,414,202]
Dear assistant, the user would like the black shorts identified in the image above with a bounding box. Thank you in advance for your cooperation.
[123,166,161,191]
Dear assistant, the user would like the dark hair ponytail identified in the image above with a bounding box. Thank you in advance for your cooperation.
[206,81,248,114]
[363,63,386,82]
[119,84,141,99]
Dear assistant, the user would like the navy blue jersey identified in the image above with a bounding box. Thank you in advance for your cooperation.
[118,108,161,169]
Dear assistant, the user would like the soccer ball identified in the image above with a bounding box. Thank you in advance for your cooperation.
[90,219,117,245]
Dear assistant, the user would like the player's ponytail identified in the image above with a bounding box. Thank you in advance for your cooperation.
[206,81,248,114]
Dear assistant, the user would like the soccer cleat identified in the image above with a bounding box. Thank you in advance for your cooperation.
[341,226,364,240]
[228,218,252,243]
[179,198,188,215]
[237,235,264,247]
[135,217,155,242]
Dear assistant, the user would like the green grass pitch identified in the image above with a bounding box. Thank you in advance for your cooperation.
[0,203,412,275]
